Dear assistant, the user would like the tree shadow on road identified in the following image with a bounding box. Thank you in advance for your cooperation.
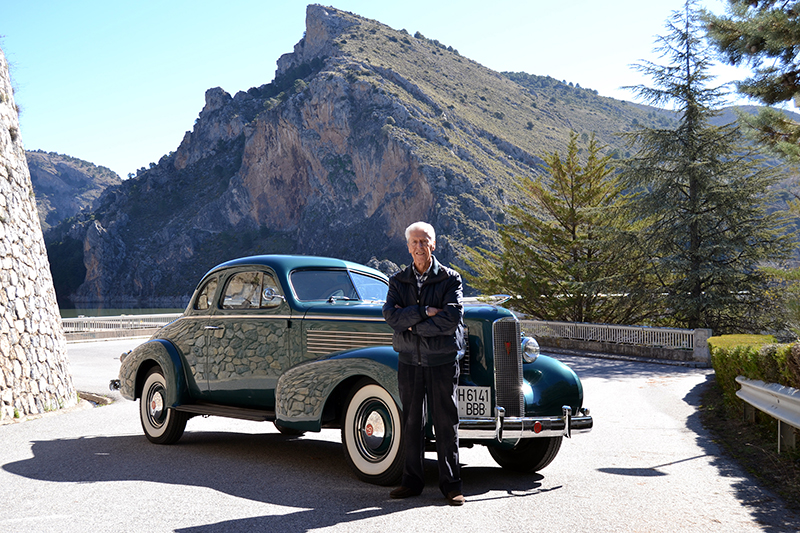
[683,374,800,533]
[2,430,548,532]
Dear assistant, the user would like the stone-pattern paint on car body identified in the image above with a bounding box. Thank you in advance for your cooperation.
[275,348,400,431]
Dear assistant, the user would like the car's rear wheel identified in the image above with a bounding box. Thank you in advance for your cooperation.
[488,436,563,472]
[341,379,403,485]
[139,367,188,444]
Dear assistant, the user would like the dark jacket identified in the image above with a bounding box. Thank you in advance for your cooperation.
[382,256,465,367]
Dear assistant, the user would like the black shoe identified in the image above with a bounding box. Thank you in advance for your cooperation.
[446,491,465,506]
[390,486,422,499]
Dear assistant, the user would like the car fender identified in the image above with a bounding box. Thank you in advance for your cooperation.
[275,346,399,430]
[118,339,190,407]
[522,354,584,416]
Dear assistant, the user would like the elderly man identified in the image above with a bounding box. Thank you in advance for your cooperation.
[382,221,466,506]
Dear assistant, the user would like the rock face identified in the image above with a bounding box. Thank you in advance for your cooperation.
[26,150,121,232]
[0,47,76,422]
[46,4,676,306]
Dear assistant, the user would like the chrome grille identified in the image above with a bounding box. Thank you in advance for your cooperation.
[459,326,470,376]
[306,329,394,355]
[492,318,523,417]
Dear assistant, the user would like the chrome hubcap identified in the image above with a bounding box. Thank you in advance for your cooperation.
[146,384,166,427]
[355,398,393,462]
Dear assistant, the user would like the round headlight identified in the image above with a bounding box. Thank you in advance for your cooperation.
[521,336,539,363]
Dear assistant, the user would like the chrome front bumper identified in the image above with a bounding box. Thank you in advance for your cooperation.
[458,405,593,442]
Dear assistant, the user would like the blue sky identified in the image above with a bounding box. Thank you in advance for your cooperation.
[2,0,747,178]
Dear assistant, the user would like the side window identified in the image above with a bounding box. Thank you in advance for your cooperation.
[194,278,218,311]
[222,272,262,310]
[221,270,284,310]
[351,272,388,302]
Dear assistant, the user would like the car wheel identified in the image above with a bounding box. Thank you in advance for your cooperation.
[488,436,563,473]
[140,367,188,445]
[341,379,403,486]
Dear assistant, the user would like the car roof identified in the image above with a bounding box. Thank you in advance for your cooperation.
[205,254,388,280]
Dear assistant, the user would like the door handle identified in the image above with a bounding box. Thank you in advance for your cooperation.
[204,325,224,330]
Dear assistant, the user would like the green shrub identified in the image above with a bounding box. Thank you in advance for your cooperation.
[710,336,800,408]
[709,334,776,350]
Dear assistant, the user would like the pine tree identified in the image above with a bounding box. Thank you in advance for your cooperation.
[622,0,789,332]
[461,132,655,324]
[704,0,800,160]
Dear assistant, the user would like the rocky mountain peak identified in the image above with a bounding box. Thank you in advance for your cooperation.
[276,5,355,77]
[45,4,686,306]
[26,150,121,232]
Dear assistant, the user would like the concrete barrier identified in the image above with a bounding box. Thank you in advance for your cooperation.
[522,320,712,367]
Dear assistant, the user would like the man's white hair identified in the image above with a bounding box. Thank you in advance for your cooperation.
[405,221,436,243]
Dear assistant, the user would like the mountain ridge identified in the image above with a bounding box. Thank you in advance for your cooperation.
[26,150,121,232]
[43,4,795,306]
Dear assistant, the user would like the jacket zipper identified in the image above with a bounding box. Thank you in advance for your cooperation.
[415,281,422,365]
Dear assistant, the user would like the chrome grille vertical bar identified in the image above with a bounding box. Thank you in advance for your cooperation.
[493,318,523,417]
[459,327,470,377]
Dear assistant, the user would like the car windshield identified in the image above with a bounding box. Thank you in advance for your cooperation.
[290,269,388,302]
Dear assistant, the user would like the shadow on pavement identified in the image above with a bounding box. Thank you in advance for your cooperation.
[3,429,546,532]
[683,374,800,533]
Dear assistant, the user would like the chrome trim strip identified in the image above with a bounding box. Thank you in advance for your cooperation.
[207,314,294,320]
[304,315,386,322]
[178,314,385,322]
[307,330,393,337]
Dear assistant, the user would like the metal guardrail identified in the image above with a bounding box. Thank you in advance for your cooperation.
[61,313,182,334]
[736,376,800,452]
[521,320,696,348]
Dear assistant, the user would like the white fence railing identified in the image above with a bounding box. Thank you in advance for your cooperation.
[519,320,712,363]
[62,313,182,334]
[736,376,800,452]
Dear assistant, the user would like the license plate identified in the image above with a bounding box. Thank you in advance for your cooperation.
[457,386,491,418]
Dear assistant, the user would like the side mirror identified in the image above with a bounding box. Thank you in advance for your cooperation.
[262,287,286,307]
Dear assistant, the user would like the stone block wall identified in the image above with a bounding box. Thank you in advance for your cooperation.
[0,46,76,421]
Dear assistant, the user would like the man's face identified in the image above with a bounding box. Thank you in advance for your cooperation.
[407,228,436,271]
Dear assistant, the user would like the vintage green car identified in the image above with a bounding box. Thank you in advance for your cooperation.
[112,255,592,485]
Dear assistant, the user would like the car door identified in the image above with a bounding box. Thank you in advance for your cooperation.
[205,268,293,409]
[162,275,217,400]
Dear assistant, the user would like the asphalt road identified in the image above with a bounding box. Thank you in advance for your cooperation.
[0,338,798,532]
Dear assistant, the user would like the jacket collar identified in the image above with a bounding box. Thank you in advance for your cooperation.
[397,256,443,283]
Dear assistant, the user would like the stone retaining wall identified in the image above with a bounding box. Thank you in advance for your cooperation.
[0,46,76,422]
[538,337,709,367]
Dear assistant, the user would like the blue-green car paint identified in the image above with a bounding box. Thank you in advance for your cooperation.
[115,254,592,485]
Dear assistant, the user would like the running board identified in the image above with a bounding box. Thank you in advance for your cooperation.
[175,403,275,422]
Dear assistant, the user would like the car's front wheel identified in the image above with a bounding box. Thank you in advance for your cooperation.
[139,367,188,445]
[488,436,563,472]
[341,379,403,485]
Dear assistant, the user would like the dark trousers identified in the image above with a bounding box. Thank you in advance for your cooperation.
[398,359,461,496]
